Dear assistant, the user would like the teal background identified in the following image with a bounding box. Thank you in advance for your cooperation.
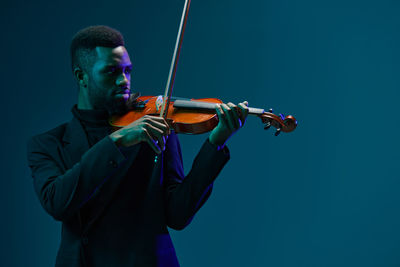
[1,0,400,266]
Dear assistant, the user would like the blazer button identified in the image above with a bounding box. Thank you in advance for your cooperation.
[109,160,118,168]
[82,237,89,245]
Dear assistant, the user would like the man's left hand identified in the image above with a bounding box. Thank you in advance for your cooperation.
[208,101,249,148]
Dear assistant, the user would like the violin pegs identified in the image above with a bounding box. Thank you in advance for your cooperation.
[264,122,271,130]
[269,108,274,113]
[275,128,281,136]
[279,113,285,120]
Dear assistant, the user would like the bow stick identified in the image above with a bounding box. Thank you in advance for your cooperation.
[159,0,192,119]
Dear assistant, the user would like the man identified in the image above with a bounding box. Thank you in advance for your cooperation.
[27,25,248,267]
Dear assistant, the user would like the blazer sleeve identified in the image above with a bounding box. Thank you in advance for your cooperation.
[163,132,230,230]
[27,134,136,222]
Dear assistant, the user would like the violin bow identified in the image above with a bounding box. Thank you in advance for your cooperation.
[159,0,192,119]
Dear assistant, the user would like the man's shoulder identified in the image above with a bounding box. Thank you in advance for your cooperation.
[28,121,71,150]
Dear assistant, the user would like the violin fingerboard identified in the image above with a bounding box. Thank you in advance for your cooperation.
[173,99,264,115]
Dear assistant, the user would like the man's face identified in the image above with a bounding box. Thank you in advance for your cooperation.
[87,46,132,114]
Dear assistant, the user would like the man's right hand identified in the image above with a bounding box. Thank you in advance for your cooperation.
[109,115,171,154]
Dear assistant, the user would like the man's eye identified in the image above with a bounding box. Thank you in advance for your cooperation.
[124,68,132,74]
[107,68,116,74]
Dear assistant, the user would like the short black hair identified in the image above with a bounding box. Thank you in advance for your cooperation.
[70,25,125,72]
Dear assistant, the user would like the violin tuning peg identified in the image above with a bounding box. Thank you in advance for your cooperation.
[264,122,271,130]
[269,108,274,113]
[279,113,285,120]
[275,128,281,136]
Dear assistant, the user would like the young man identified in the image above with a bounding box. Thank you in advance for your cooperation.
[27,25,248,267]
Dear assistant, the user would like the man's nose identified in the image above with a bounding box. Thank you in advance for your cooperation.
[117,73,129,86]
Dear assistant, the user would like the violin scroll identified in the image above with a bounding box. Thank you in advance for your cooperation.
[259,109,297,136]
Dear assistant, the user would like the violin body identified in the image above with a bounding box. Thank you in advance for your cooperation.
[110,96,223,134]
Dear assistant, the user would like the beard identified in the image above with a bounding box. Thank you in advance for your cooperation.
[87,81,129,115]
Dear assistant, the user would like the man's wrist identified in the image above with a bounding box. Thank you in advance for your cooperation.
[208,136,225,151]
[109,132,123,147]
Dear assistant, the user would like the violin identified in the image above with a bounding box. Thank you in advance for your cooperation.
[109,95,297,136]
[110,0,297,136]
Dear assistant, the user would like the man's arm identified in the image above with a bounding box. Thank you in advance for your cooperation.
[164,101,249,230]
[27,135,130,221]
[28,114,171,222]
[163,133,230,230]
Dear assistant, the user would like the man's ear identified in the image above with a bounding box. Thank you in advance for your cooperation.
[74,67,88,88]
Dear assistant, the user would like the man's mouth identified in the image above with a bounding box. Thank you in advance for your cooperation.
[115,88,131,95]
[114,89,131,101]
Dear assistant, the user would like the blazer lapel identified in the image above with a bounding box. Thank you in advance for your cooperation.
[62,117,90,170]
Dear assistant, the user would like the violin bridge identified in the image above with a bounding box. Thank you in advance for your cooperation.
[155,95,164,112]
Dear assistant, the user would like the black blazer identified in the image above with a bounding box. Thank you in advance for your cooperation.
[27,116,230,267]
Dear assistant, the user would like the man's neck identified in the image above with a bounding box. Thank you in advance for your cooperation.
[77,88,93,110]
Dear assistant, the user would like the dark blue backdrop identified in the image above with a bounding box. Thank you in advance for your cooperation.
[1,0,400,266]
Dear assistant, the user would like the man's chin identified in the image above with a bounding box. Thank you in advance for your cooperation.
[106,97,129,116]
[108,92,139,115]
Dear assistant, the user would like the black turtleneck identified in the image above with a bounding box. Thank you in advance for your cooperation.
[71,105,113,147]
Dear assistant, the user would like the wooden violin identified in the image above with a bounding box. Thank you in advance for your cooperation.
[109,95,297,136]
[110,0,298,136]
